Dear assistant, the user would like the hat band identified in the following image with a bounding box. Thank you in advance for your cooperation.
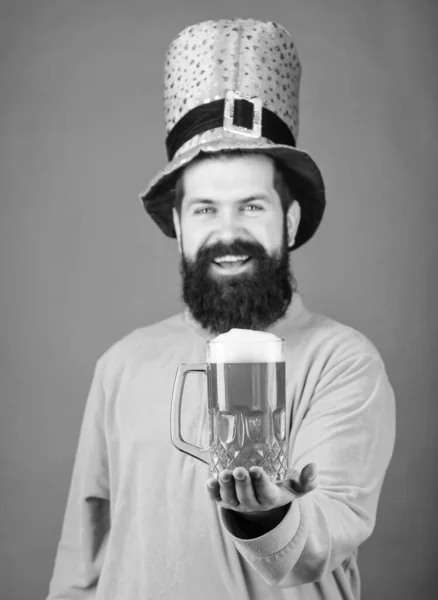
[165,97,296,161]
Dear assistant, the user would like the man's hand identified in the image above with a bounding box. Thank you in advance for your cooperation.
[206,463,318,514]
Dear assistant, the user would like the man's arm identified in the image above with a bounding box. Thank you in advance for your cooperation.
[46,357,110,599]
[211,346,396,587]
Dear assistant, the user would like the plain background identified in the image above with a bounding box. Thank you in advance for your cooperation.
[0,0,437,598]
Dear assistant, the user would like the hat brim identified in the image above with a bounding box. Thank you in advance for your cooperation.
[139,138,326,251]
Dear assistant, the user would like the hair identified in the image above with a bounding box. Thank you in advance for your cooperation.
[173,149,296,216]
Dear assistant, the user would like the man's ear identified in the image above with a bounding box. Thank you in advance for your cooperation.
[286,200,301,248]
[172,207,182,254]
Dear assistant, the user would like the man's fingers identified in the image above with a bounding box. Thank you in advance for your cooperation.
[206,477,221,502]
[233,467,259,507]
[207,463,318,510]
[218,470,239,507]
[249,467,279,508]
[297,463,318,493]
[301,463,318,486]
[283,463,318,495]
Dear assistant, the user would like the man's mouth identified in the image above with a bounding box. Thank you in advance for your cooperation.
[211,254,253,274]
[213,255,251,267]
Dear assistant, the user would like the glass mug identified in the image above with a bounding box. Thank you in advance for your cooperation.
[170,331,288,483]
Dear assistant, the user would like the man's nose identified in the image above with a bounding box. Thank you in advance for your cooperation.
[214,209,245,243]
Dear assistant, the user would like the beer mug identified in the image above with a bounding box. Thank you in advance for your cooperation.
[170,330,288,483]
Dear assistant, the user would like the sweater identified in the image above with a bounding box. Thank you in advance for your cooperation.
[46,294,396,599]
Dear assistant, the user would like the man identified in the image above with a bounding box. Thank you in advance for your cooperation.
[46,19,395,600]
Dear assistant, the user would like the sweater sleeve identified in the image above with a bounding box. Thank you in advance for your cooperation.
[220,345,396,587]
[46,356,110,599]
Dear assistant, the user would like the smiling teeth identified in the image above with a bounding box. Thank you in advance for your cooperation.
[214,255,249,263]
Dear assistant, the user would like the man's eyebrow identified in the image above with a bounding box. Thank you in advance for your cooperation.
[238,195,272,204]
[185,195,272,207]
[185,198,216,207]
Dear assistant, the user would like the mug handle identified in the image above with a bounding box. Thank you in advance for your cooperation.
[170,363,210,465]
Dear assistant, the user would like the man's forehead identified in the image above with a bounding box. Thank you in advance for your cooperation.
[182,154,276,199]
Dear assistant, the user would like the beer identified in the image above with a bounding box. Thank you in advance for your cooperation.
[207,331,287,482]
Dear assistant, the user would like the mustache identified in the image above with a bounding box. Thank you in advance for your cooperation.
[192,239,269,263]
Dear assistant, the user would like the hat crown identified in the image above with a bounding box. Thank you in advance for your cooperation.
[163,19,301,141]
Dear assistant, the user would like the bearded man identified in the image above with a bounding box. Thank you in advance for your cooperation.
[46,19,395,600]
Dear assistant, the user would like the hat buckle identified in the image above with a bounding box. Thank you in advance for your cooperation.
[223,90,263,139]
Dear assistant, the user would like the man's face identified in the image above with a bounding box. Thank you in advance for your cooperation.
[172,153,300,334]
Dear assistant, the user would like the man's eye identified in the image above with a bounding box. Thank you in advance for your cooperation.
[194,207,215,215]
[243,204,263,212]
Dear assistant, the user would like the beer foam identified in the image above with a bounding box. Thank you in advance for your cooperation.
[209,329,283,363]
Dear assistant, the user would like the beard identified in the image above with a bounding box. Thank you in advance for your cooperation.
[180,228,296,335]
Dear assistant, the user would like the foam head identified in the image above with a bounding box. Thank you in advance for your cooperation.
[208,329,284,363]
